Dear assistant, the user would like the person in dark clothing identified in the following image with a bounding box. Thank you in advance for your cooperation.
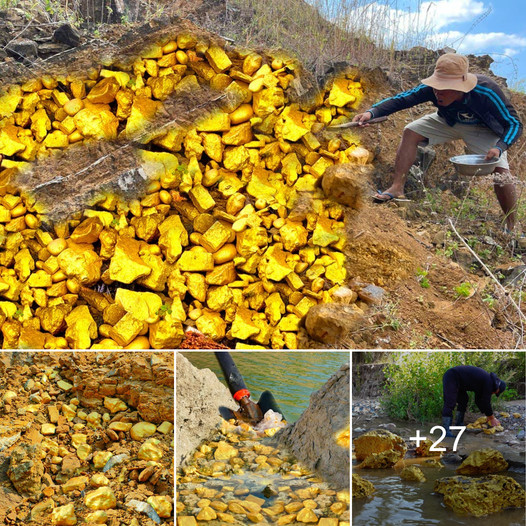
[441,365,506,437]
[353,53,523,231]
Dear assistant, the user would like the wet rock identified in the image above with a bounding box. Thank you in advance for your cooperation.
[305,303,363,344]
[176,353,237,466]
[415,439,441,457]
[400,466,426,482]
[352,474,375,499]
[7,443,44,496]
[434,475,526,517]
[354,429,407,468]
[278,363,349,488]
[456,448,508,475]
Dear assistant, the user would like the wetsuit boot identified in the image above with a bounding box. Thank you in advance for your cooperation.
[454,411,465,426]
[442,416,454,437]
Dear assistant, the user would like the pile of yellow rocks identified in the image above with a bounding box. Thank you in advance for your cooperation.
[0,31,371,349]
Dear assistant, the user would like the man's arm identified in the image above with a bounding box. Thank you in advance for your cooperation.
[473,81,523,153]
[367,84,435,118]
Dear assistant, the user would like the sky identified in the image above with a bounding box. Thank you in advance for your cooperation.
[320,0,526,90]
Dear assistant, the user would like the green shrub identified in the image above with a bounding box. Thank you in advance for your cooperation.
[381,352,522,422]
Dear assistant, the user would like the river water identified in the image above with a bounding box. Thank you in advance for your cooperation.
[181,351,350,422]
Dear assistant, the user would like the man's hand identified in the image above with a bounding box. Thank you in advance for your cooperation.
[485,147,500,161]
[352,111,373,125]
[487,414,500,427]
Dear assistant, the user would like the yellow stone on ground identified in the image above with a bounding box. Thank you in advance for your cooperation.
[108,422,133,432]
[41,423,56,435]
[130,422,157,440]
[205,45,233,73]
[319,519,339,526]
[197,506,217,520]
[91,473,110,487]
[62,475,89,493]
[103,397,127,413]
[214,441,238,460]
[51,503,76,526]
[93,451,112,469]
[85,510,108,524]
[138,439,163,461]
[85,487,117,510]
[177,517,197,526]
[157,421,174,434]
[277,514,297,525]
[296,507,318,523]
[147,496,173,518]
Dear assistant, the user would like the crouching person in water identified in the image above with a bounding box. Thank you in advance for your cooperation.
[442,365,506,437]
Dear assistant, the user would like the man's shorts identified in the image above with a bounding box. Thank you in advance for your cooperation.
[406,113,509,170]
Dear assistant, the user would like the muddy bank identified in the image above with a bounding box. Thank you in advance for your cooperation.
[278,362,350,489]
[175,353,236,467]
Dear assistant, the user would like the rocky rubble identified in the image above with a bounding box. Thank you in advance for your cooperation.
[277,363,350,488]
[434,475,526,517]
[177,418,350,525]
[351,473,375,499]
[0,351,174,524]
[0,19,379,349]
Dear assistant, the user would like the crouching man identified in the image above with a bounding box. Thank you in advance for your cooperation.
[442,365,506,437]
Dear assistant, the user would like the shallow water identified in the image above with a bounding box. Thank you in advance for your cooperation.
[353,413,526,526]
[352,465,525,526]
[182,351,349,422]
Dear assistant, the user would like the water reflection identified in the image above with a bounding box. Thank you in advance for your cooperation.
[181,351,349,422]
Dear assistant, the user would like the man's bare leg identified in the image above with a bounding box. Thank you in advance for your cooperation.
[375,128,427,201]
[493,167,517,231]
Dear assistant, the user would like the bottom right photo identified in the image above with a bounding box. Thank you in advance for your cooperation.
[352,351,526,526]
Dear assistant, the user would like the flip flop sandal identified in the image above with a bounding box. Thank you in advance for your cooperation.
[373,191,396,204]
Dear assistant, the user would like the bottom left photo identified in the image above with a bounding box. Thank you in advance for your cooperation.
[0,351,174,525]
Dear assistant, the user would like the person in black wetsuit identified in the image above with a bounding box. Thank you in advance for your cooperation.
[441,365,506,437]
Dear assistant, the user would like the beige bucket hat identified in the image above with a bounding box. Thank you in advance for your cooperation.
[421,53,478,92]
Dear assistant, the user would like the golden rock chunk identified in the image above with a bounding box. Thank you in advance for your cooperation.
[223,122,253,146]
[0,85,22,118]
[130,422,157,441]
[147,496,172,518]
[186,273,207,302]
[295,508,318,523]
[177,518,197,526]
[57,244,101,286]
[87,77,120,104]
[51,503,76,526]
[93,451,112,469]
[328,78,357,107]
[70,217,104,244]
[223,145,250,171]
[196,310,227,340]
[202,133,223,162]
[85,511,107,524]
[201,221,231,253]
[276,514,296,526]
[124,96,162,137]
[196,111,231,132]
[103,397,127,413]
[62,475,89,493]
[30,109,52,142]
[108,312,144,346]
[115,288,162,323]
[178,247,214,272]
[206,45,233,73]
[259,245,293,282]
[319,519,339,526]
[100,69,130,87]
[0,123,26,155]
[109,237,151,283]
[188,184,216,213]
[85,487,117,510]
[158,214,188,263]
[108,422,133,432]
[65,305,97,349]
[138,439,163,461]
[231,307,260,340]
[91,473,110,487]
[63,98,84,116]
[148,313,184,349]
[74,107,118,140]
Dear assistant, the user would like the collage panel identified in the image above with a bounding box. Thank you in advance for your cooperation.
[176,350,350,525]
[0,350,174,525]
[352,350,526,525]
